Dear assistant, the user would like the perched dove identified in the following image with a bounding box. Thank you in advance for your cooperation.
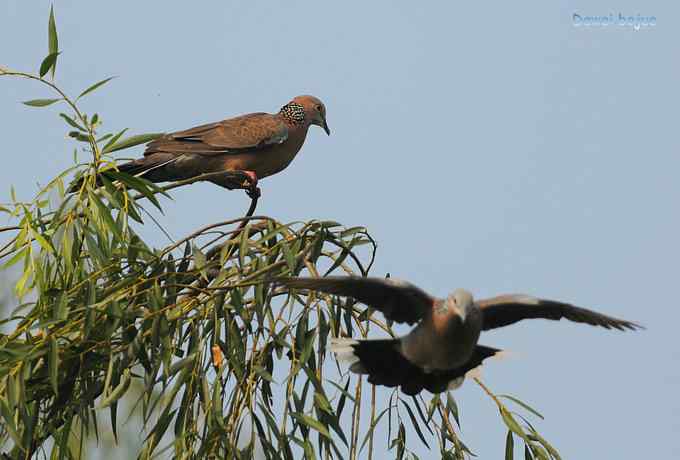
[76,95,329,196]
[279,276,642,395]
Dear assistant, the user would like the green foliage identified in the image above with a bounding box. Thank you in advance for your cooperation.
[0,6,563,459]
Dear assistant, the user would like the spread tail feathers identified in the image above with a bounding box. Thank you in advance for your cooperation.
[330,337,501,395]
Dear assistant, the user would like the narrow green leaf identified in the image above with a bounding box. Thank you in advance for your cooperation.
[56,416,73,460]
[340,226,367,238]
[168,353,197,376]
[102,355,115,401]
[22,98,61,107]
[323,411,348,447]
[459,440,477,457]
[104,132,164,153]
[411,396,433,433]
[323,247,349,276]
[98,369,131,409]
[68,130,90,142]
[0,399,23,450]
[147,407,178,453]
[500,407,528,442]
[88,190,123,242]
[105,170,168,210]
[192,245,208,280]
[49,337,59,395]
[256,403,274,428]
[280,239,297,272]
[39,51,60,78]
[505,431,514,460]
[1,246,27,270]
[6,374,17,410]
[77,76,116,100]
[299,329,317,364]
[529,432,561,460]
[525,445,534,460]
[291,413,331,439]
[329,379,355,405]
[447,392,461,428]
[101,128,128,153]
[14,260,33,298]
[254,365,274,382]
[48,5,58,78]
[59,113,86,131]
[84,230,107,267]
[396,423,406,460]
[54,291,69,320]
[308,232,325,263]
[400,399,430,448]
[313,392,332,414]
[109,402,119,444]
[239,223,250,267]
[530,445,550,460]
[302,438,315,460]
[99,174,124,210]
[31,227,54,254]
[499,395,545,420]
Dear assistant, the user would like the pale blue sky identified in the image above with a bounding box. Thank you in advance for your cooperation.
[1,1,678,458]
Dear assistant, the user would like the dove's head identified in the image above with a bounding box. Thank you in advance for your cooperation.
[447,288,475,322]
[288,95,330,135]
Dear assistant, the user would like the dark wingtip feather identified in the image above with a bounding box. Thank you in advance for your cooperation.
[593,314,644,332]
[619,320,645,331]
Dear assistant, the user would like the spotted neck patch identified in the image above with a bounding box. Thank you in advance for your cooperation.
[279,102,306,126]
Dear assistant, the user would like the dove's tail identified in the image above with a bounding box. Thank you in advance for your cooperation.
[330,337,501,395]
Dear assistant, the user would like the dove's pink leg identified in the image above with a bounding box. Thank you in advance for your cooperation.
[243,170,261,199]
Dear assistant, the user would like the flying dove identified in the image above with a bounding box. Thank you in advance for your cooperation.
[77,95,329,197]
[279,276,642,395]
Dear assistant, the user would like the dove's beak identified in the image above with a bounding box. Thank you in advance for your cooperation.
[322,118,330,136]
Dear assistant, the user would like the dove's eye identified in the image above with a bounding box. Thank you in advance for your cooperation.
[315,104,323,113]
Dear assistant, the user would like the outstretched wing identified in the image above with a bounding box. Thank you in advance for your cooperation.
[478,294,642,331]
[279,276,434,325]
[144,112,288,156]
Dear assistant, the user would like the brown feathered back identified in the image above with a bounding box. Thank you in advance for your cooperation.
[144,112,289,156]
